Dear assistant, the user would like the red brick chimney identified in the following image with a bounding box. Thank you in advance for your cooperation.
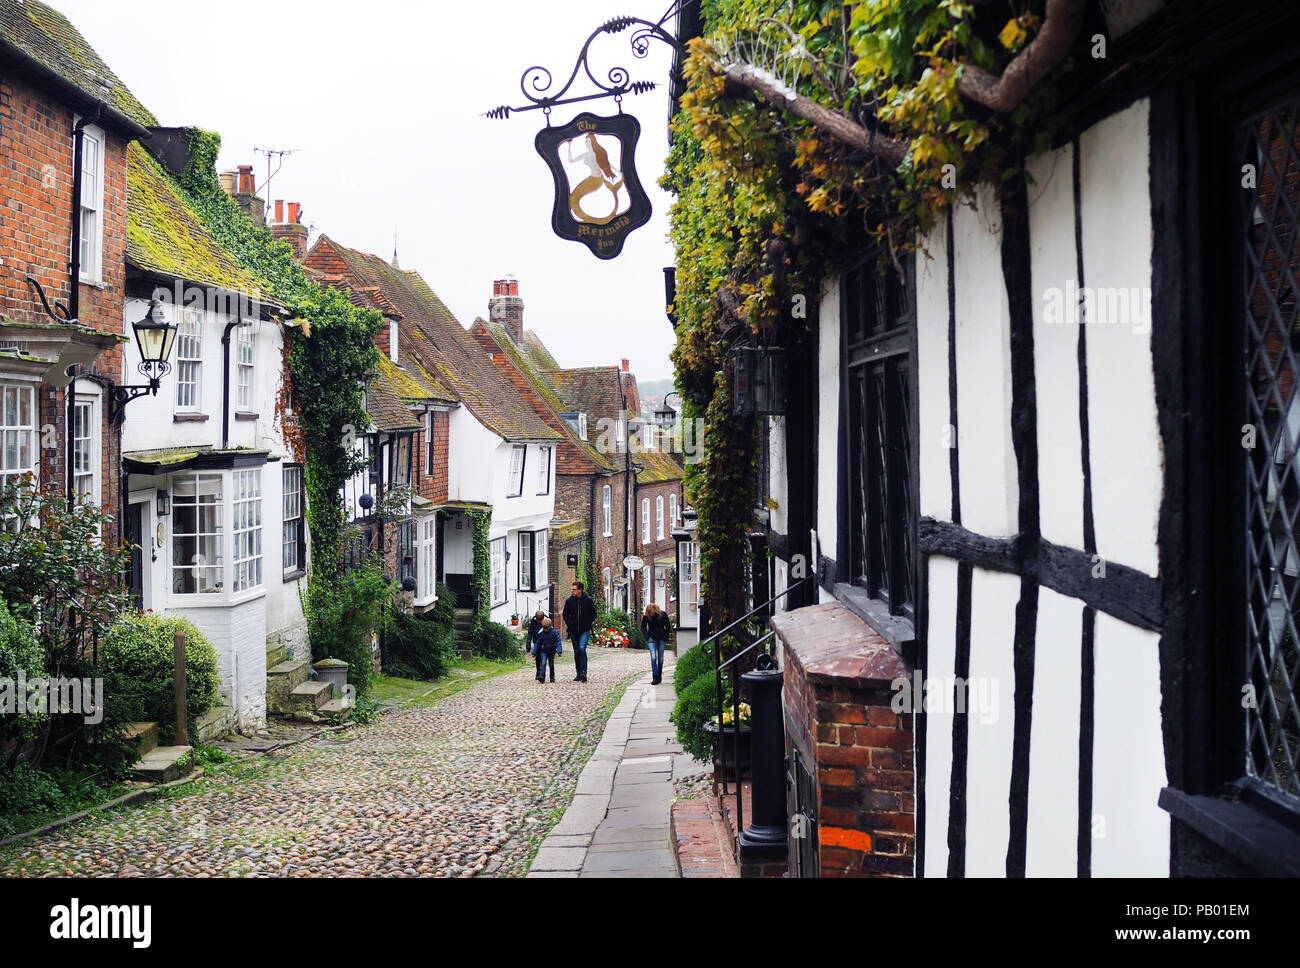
[271,200,309,262]
[489,277,524,345]
[226,164,265,227]
[621,358,630,372]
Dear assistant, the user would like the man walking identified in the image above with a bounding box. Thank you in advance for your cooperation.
[562,581,597,682]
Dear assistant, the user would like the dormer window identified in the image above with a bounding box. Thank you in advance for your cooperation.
[389,318,399,363]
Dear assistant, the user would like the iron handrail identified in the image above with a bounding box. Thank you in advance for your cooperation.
[700,574,813,848]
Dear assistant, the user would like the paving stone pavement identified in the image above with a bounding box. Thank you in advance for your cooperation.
[528,659,700,879]
[0,648,650,878]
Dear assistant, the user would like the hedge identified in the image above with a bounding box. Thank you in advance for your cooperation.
[673,643,714,697]
[99,614,220,727]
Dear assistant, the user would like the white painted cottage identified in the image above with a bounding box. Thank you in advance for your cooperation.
[119,144,308,732]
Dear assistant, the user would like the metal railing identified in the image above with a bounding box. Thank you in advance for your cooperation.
[697,574,813,841]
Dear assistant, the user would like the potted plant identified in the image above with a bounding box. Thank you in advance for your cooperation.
[703,702,752,776]
[510,613,520,627]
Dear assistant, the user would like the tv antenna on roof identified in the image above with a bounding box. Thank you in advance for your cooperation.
[254,146,301,219]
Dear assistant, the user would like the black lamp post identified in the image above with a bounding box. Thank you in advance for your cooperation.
[110,298,179,423]
[655,390,681,431]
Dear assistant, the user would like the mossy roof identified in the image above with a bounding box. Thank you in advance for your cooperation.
[126,143,266,298]
[635,446,685,484]
[0,0,158,128]
[376,352,450,404]
[553,519,588,543]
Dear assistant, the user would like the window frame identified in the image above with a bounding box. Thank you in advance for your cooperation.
[425,411,437,477]
[536,445,552,495]
[417,515,438,606]
[507,444,527,498]
[602,484,612,536]
[174,304,203,413]
[839,252,919,624]
[656,495,665,541]
[670,493,678,529]
[282,463,305,578]
[490,536,508,606]
[0,383,37,493]
[231,468,263,594]
[77,123,105,284]
[72,391,100,507]
[641,497,650,545]
[518,528,549,591]
[235,321,255,411]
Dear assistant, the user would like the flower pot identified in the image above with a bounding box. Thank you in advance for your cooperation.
[704,721,751,777]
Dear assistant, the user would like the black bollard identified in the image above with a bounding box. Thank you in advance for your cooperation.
[737,658,787,853]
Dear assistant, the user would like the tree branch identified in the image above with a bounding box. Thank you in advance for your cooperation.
[956,0,1086,112]
[722,62,908,167]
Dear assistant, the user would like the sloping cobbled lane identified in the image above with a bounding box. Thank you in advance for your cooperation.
[0,649,649,878]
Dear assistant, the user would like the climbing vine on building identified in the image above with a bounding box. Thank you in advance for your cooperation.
[665,1,1072,632]
[468,509,493,635]
[173,127,381,579]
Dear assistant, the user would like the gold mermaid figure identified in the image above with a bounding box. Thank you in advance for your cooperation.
[565,133,626,225]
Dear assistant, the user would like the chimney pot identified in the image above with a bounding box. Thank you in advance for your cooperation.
[237,165,255,195]
[621,359,630,372]
[287,202,301,224]
[274,200,284,224]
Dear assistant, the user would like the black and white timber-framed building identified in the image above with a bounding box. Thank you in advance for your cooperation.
[757,0,1300,876]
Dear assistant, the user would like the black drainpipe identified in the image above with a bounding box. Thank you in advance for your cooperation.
[220,317,240,449]
[65,107,100,498]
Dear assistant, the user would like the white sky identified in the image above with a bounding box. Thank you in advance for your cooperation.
[54,0,680,381]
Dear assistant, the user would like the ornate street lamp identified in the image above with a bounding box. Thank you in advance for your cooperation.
[732,345,786,417]
[655,390,681,430]
[110,298,179,422]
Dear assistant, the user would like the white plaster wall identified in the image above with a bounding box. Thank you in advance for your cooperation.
[176,597,267,732]
[1080,98,1160,577]
[1028,143,1086,551]
[963,567,1019,876]
[916,216,953,522]
[447,408,497,504]
[816,276,840,563]
[953,187,1018,537]
[1025,587,1083,877]
[1092,612,1169,876]
[490,441,556,534]
[922,556,959,878]
[768,416,789,537]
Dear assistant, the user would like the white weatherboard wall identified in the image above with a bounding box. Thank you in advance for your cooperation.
[1080,98,1159,578]
[447,408,498,504]
[1025,587,1083,876]
[962,568,1019,877]
[1028,143,1086,551]
[177,598,267,733]
[953,186,1018,537]
[1092,612,1168,875]
[816,276,841,564]
[923,556,959,878]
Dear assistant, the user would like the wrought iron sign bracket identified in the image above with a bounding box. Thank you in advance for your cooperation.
[109,379,161,426]
[485,4,686,122]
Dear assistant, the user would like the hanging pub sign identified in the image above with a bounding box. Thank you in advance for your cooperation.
[535,112,652,260]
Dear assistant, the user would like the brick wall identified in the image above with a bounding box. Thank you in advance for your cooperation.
[415,410,449,504]
[0,74,129,541]
[773,601,915,878]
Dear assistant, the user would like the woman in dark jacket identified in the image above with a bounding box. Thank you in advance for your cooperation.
[641,603,672,685]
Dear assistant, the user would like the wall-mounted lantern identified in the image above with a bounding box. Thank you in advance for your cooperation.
[664,266,677,328]
[732,346,786,416]
[155,490,171,517]
[110,298,179,423]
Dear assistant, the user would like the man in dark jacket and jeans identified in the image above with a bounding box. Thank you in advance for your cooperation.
[562,581,597,682]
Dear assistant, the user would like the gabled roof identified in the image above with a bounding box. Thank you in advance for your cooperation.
[0,0,154,135]
[127,143,266,298]
[365,378,420,433]
[305,237,559,444]
[469,319,615,476]
[634,445,685,485]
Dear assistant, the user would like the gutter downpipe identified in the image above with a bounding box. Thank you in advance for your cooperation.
[220,317,240,449]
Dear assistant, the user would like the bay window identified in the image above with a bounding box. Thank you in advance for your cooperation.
[171,467,265,598]
[232,469,263,593]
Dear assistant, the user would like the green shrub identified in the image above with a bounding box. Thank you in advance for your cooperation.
[99,614,219,727]
[0,763,126,838]
[304,556,394,699]
[671,672,723,762]
[383,611,454,681]
[0,601,45,743]
[432,581,458,630]
[674,643,715,696]
[473,622,519,661]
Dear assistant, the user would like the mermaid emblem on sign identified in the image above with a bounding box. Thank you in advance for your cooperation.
[536,112,652,260]
[563,132,628,225]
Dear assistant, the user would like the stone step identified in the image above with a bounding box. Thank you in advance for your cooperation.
[289,680,334,712]
[318,693,355,719]
[131,745,192,785]
[266,642,287,670]
[124,721,158,756]
[266,660,310,715]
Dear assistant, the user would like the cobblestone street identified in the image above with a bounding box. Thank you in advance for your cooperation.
[0,649,651,878]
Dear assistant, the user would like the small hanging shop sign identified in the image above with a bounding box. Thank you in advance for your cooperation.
[535,112,652,260]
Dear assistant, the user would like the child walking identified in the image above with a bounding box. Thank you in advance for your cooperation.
[534,617,561,683]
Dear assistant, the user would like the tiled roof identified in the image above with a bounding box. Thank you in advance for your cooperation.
[550,366,632,435]
[634,445,685,484]
[306,237,558,443]
[0,0,157,128]
[521,330,562,372]
[365,377,420,432]
[127,143,265,297]
[469,319,614,476]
